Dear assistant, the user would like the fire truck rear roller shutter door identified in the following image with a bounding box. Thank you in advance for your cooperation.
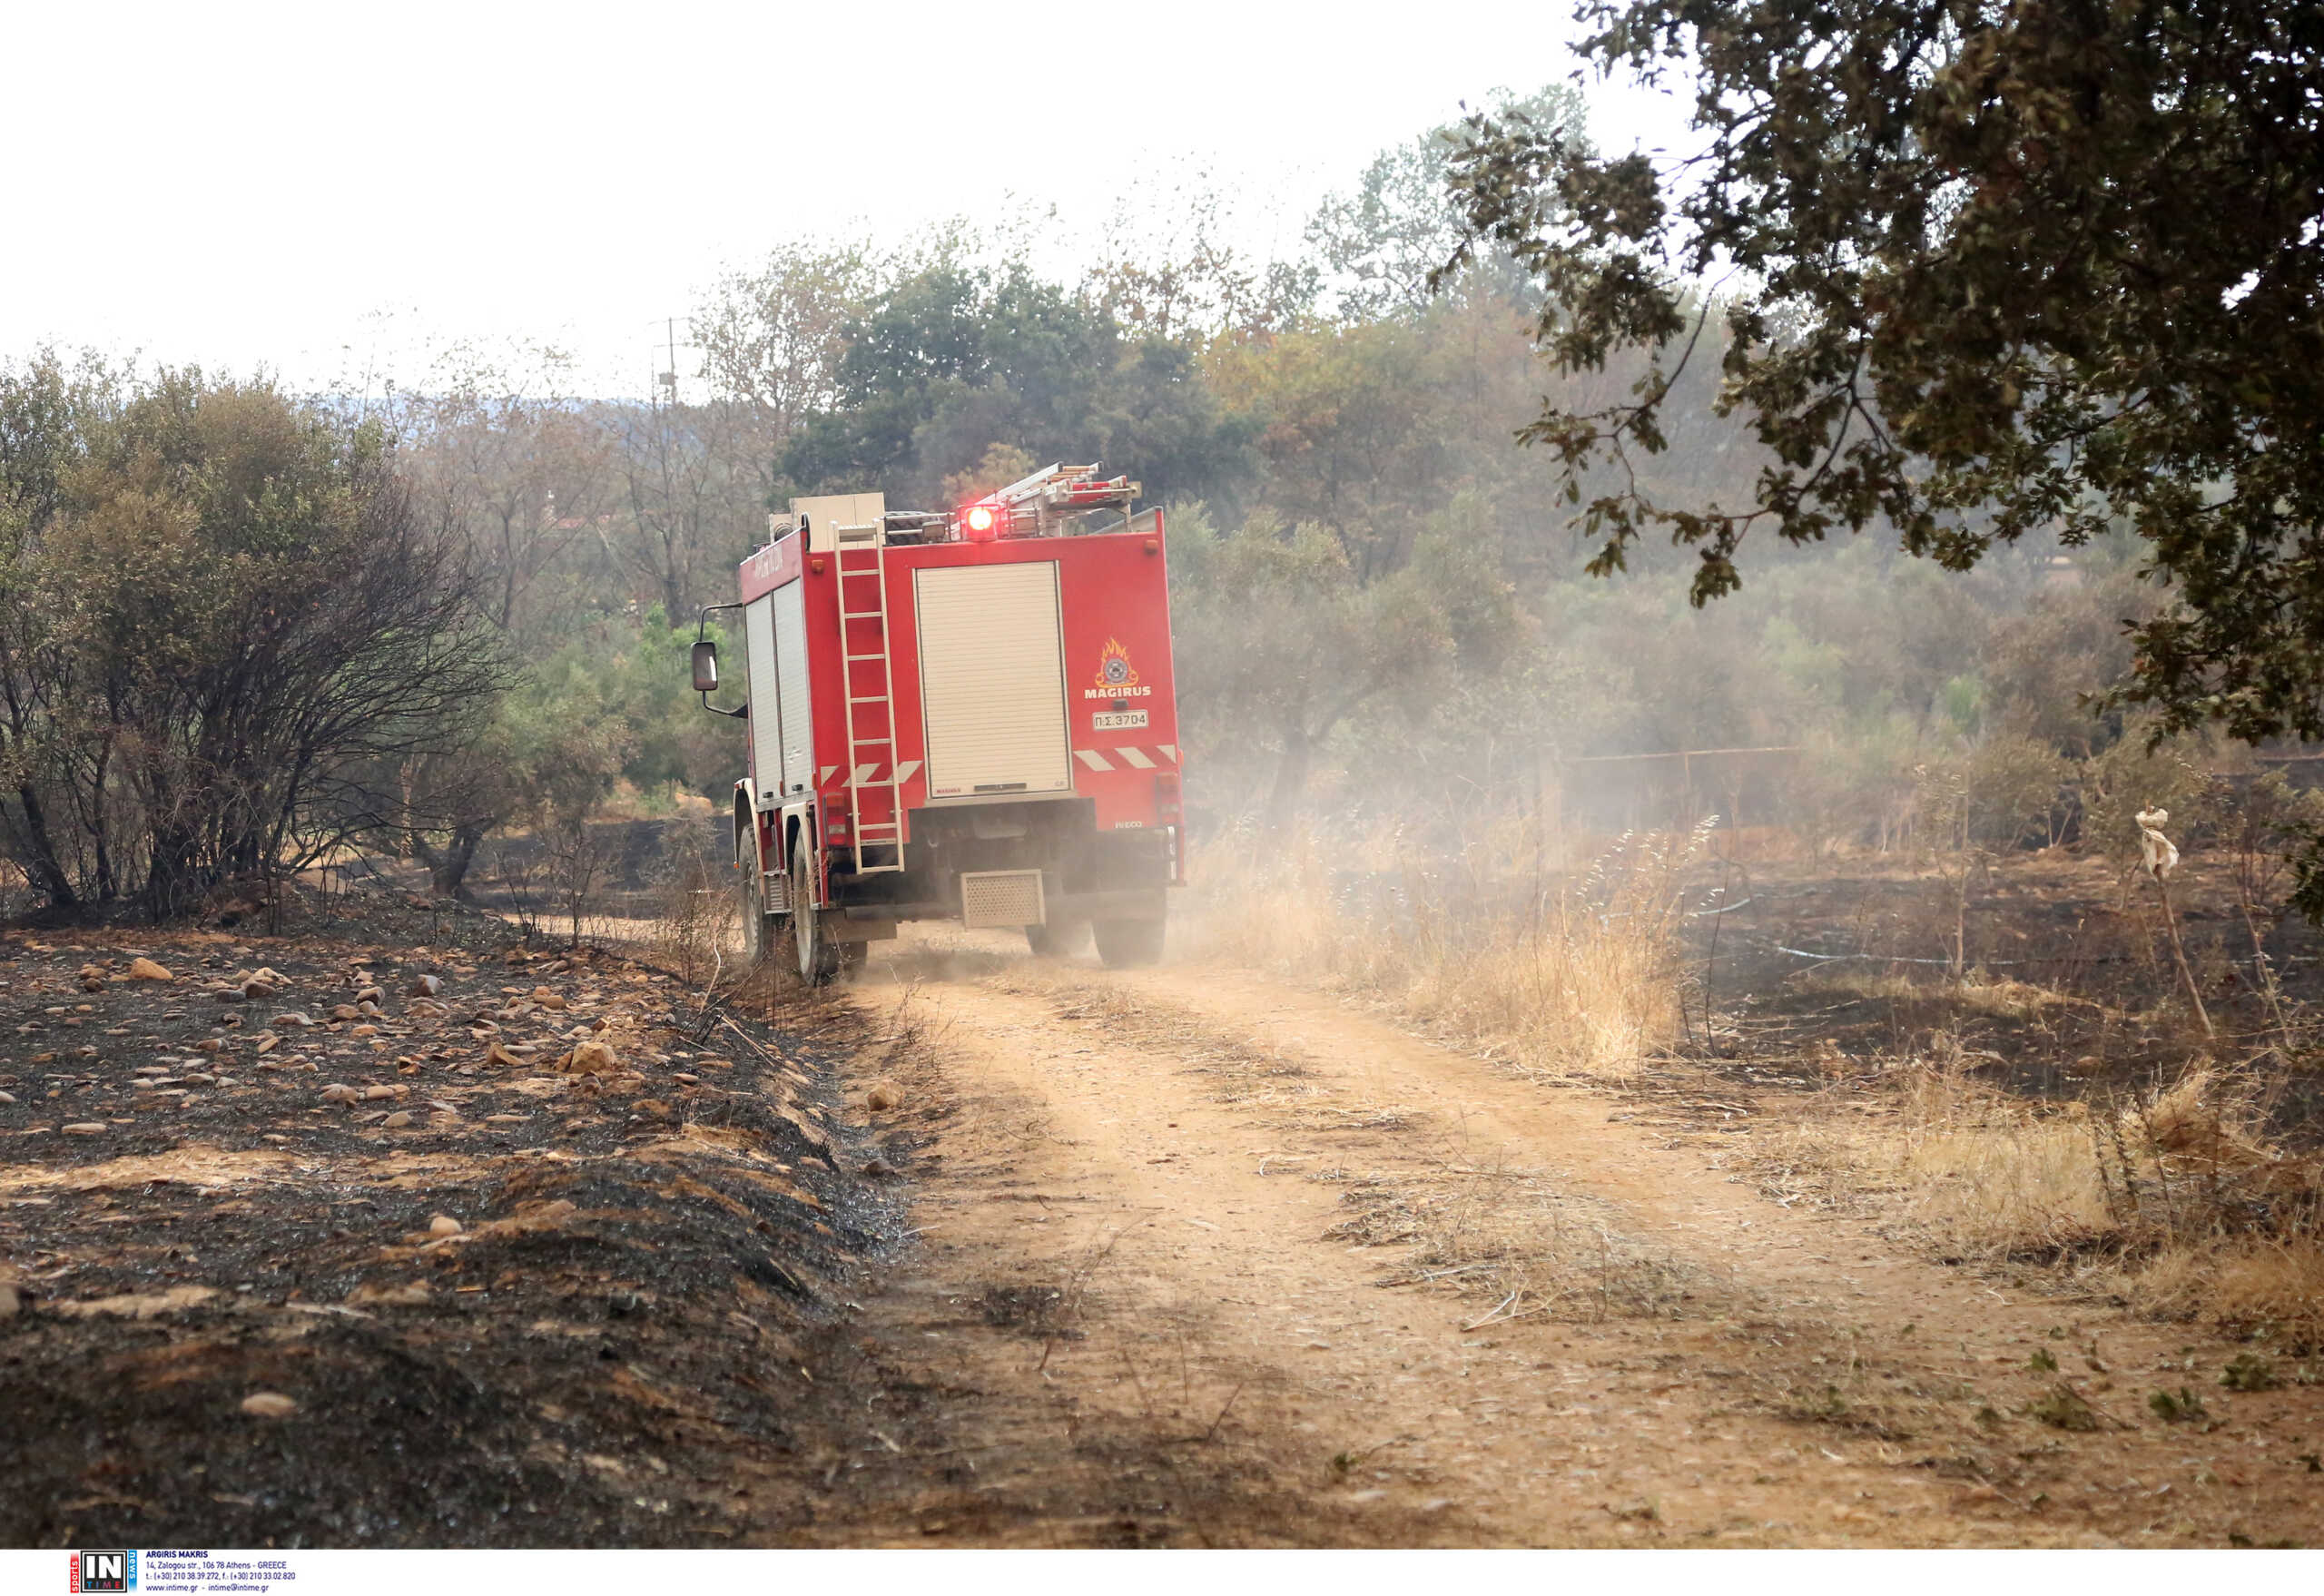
[743,596,783,805]
[914,561,1072,798]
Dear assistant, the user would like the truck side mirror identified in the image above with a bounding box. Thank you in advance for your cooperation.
[691,640,720,694]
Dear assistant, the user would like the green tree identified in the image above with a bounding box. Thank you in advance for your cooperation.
[782,263,1249,509]
[1444,0,2324,747]
[1169,501,1516,832]
[1309,82,1587,320]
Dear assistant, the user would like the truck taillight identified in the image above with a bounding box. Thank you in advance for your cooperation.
[1155,771,1181,821]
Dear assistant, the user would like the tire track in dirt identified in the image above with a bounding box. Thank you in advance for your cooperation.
[817,931,2324,1547]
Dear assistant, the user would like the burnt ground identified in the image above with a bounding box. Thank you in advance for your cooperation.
[0,911,934,1549]
[1675,848,2324,1143]
[8,852,2323,1550]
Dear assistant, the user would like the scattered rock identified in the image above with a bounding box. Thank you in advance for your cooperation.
[61,1122,107,1136]
[532,987,569,1010]
[347,1281,431,1307]
[862,1158,898,1178]
[54,1286,217,1318]
[330,1005,361,1021]
[381,1110,413,1128]
[273,1011,314,1029]
[214,987,249,1004]
[254,1033,280,1055]
[0,1284,18,1319]
[240,1392,300,1419]
[485,1113,530,1125]
[126,957,174,981]
[0,1091,15,1105]
[320,1084,360,1104]
[409,974,443,998]
[565,1039,618,1075]
[428,1214,463,1236]
[354,986,385,1007]
[195,1038,223,1054]
[486,1040,527,1069]
[866,1082,902,1112]
[351,1024,379,1038]
[674,1072,700,1086]
[262,1134,289,1145]
[361,1085,399,1101]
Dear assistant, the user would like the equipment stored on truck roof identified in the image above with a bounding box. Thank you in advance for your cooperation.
[690,462,1186,980]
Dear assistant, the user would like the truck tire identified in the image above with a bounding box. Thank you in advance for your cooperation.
[1092,917,1165,969]
[1026,920,1086,959]
[739,842,774,966]
[791,830,840,984]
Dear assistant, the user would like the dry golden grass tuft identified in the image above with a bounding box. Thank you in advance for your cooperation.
[1758,1040,2324,1345]
[1797,968,2105,1020]
[1190,823,1701,1079]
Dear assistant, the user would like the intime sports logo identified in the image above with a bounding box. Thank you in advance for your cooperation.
[69,1551,136,1592]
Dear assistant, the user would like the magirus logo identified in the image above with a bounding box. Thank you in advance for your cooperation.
[1086,637,1151,698]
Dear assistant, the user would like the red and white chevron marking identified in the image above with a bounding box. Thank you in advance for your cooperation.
[820,761,923,788]
[1073,744,1178,772]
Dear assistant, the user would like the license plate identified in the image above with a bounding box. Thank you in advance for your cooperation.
[1092,711,1148,730]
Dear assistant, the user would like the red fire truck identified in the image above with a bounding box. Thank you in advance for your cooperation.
[691,463,1185,980]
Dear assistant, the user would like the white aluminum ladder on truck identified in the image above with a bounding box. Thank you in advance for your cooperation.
[832,519,905,873]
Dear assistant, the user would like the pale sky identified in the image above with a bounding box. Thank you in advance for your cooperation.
[5,1,1693,395]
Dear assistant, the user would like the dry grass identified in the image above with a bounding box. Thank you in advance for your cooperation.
[1334,1160,1701,1325]
[1758,1041,2324,1345]
[641,846,739,988]
[1190,823,1700,1079]
[1796,968,2104,1020]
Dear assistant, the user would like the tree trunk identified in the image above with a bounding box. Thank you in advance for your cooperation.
[142,835,202,922]
[8,784,79,910]
[1266,728,1313,839]
[429,823,486,900]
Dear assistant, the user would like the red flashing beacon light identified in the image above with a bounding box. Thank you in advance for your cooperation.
[960,503,1000,540]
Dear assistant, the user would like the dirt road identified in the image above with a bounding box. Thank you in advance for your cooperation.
[809,927,2324,1548]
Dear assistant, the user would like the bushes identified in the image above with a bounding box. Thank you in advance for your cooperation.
[0,360,497,918]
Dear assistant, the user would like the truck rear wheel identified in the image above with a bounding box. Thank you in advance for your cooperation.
[1026,920,1087,959]
[1092,916,1165,969]
[791,830,840,984]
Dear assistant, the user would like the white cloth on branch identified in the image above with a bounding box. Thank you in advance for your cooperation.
[2135,807,2179,879]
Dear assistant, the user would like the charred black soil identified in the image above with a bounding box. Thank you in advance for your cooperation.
[1679,851,2324,1138]
[0,924,927,1547]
